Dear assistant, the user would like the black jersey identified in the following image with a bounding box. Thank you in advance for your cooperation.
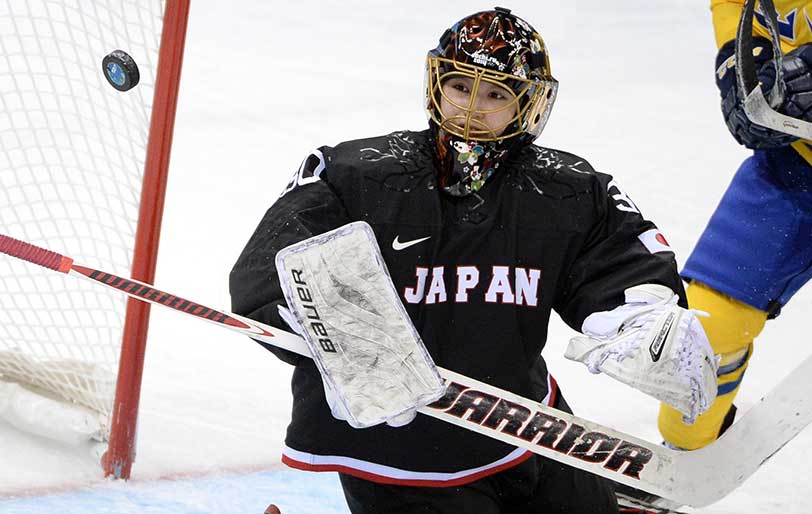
[229,130,684,485]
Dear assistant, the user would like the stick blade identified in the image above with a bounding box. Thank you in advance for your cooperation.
[743,86,812,139]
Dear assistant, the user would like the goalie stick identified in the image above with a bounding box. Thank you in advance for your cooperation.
[736,0,812,138]
[1,233,810,508]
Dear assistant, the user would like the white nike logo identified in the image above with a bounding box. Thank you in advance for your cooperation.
[392,235,431,251]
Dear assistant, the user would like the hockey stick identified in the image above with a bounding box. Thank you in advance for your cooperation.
[2,232,810,508]
[737,0,812,138]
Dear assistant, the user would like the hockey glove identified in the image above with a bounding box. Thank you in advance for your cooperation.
[565,284,719,424]
[717,37,799,148]
[764,43,812,123]
[275,222,446,430]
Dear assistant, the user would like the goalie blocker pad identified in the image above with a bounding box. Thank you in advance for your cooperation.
[275,221,446,428]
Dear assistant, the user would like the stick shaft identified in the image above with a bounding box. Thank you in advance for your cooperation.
[3,233,811,507]
[0,234,309,356]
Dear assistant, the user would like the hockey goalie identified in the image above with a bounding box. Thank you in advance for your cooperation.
[228,8,718,513]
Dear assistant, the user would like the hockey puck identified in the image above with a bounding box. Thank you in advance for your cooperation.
[102,50,140,91]
[263,505,281,514]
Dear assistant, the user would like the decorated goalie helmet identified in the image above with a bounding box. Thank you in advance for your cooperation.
[425,7,558,196]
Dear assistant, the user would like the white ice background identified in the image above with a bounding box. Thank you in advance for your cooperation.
[1,1,810,513]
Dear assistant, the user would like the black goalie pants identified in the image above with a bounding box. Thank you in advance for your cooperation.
[338,453,619,514]
[338,389,618,514]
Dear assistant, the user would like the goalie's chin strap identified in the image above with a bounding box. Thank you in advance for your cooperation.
[736,0,785,107]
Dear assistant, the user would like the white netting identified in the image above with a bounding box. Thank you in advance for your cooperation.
[0,0,165,439]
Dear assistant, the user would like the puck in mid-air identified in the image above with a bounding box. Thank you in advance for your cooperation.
[102,50,140,92]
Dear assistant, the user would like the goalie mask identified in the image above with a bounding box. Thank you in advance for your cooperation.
[425,7,558,196]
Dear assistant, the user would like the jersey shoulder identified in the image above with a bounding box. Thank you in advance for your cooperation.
[516,145,640,216]
[323,130,433,173]
[281,130,432,198]
[526,145,597,174]
[517,144,609,191]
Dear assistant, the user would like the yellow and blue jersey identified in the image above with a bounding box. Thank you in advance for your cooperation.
[712,0,812,162]
[711,0,812,50]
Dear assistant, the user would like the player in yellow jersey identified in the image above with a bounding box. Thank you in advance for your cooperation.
[616,2,812,511]
[659,0,812,451]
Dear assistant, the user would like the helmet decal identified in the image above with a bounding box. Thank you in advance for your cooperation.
[451,11,543,80]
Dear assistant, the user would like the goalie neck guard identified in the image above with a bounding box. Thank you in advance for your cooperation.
[425,7,558,196]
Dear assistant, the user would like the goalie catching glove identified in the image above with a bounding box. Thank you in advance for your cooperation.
[275,222,446,429]
[565,284,719,424]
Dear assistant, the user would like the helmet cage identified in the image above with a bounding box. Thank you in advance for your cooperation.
[425,55,558,142]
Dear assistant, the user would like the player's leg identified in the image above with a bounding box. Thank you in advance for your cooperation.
[664,145,812,449]
[658,281,766,449]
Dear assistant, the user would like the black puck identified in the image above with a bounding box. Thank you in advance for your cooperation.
[102,50,140,92]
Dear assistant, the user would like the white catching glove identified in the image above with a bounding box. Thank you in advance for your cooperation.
[278,305,417,428]
[564,284,719,424]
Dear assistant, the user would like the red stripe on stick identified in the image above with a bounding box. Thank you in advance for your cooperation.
[0,234,73,273]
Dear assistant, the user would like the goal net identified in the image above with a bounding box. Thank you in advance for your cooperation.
[0,0,188,478]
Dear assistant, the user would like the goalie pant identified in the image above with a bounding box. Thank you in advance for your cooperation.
[229,129,685,486]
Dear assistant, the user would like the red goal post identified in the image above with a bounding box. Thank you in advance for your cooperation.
[105,0,191,480]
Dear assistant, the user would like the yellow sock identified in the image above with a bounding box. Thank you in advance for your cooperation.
[657,282,767,450]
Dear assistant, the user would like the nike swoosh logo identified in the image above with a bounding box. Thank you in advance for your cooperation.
[392,235,431,251]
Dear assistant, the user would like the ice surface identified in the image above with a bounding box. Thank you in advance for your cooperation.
[1,1,810,513]
[1,468,347,514]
